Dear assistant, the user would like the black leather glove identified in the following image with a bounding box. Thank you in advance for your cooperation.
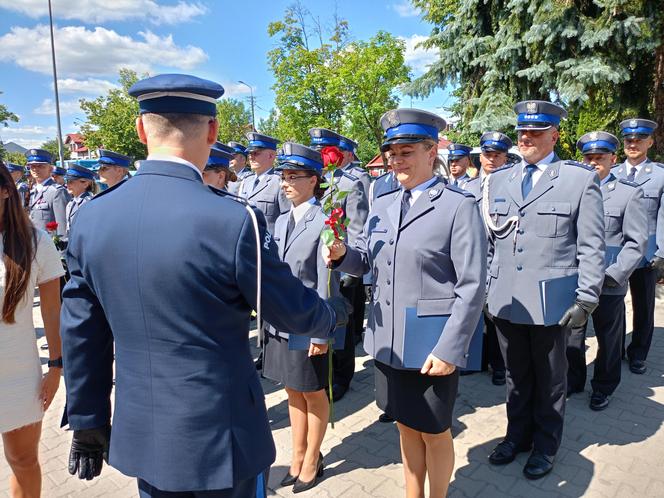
[68,425,111,481]
[603,274,620,288]
[651,256,664,280]
[339,274,358,289]
[558,300,596,329]
[326,296,353,328]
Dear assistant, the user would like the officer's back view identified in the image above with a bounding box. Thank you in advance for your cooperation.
[60,74,348,498]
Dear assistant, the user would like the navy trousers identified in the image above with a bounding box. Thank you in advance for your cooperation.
[626,266,657,361]
[138,474,264,498]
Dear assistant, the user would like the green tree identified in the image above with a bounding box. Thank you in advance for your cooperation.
[216,99,252,143]
[80,69,146,162]
[0,91,19,159]
[267,3,411,163]
[5,151,26,165]
[41,138,71,162]
[410,0,664,158]
[257,109,280,139]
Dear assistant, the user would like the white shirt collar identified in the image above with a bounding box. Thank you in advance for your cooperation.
[626,157,648,171]
[291,197,316,224]
[405,176,438,205]
[147,154,203,180]
[521,151,555,171]
[255,167,273,178]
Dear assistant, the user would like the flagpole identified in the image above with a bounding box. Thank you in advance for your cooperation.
[48,0,65,167]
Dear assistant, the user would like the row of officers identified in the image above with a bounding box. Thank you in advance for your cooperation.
[53,72,664,497]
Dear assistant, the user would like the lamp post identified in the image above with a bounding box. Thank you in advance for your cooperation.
[47,0,65,167]
[238,80,256,131]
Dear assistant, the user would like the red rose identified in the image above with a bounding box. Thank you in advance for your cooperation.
[45,221,58,232]
[321,146,344,169]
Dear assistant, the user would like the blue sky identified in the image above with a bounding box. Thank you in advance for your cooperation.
[0,0,449,149]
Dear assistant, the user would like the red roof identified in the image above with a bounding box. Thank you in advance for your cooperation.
[65,133,84,145]
[74,146,88,152]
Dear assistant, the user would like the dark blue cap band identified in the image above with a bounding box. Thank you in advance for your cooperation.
[248,140,277,151]
[581,140,617,153]
[385,123,438,141]
[138,96,217,116]
[621,126,654,136]
[53,167,67,175]
[278,155,322,173]
[207,155,230,167]
[448,150,470,158]
[6,163,25,173]
[98,156,130,168]
[481,140,509,151]
[26,154,51,164]
[66,169,96,180]
[517,113,561,127]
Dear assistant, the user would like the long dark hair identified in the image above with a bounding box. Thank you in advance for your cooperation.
[0,163,36,323]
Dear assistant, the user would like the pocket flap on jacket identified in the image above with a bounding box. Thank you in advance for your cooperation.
[417,297,455,317]
[643,189,659,199]
[537,202,571,215]
[604,207,621,217]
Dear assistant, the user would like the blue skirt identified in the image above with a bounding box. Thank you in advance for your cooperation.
[263,334,329,392]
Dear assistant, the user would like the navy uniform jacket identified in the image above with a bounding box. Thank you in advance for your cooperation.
[65,191,93,237]
[336,178,487,369]
[266,202,341,344]
[485,159,605,324]
[29,178,70,236]
[344,163,371,200]
[325,168,369,246]
[601,175,648,295]
[61,160,336,492]
[613,159,664,260]
[238,168,290,234]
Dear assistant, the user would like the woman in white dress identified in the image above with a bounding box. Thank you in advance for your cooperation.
[0,163,65,497]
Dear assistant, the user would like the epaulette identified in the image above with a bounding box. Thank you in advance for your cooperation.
[465,176,480,185]
[564,160,594,171]
[376,187,400,199]
[341,171,359,182]
[350,165,368,176]
[618,178,639,188]
[208,185,248,204]
[445,183,475,197]
[89,178,127,201]
[490,164,514,175]
[375,171,392,181]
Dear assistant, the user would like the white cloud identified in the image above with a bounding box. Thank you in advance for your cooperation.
[0,0,206,25]
[400,34,438,75]
[55,78,119,94]
[0,125,58,149]
[391,1,419,17]
[222,82,254,98]
[34,98,82,116]
[0,24,208,77]
[1,125,57,136]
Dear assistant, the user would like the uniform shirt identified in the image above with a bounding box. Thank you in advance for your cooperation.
[291,197,317,224]
[521,151,555,188]
[624,157,648,176]
[404,176,438,207]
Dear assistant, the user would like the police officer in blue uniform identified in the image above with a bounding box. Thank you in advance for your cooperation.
[64,164,97,238]
[53,165,68,186]
[95,149,132,189]
[238,132,291,235]
[308,127,370,402]
[369,169,400,209]
[464,131,513,386]
[227,141,251,194]
[447,143,473,188]
[612,119,664,374]
[326,108,486,497]
[203,142,237,191]
[6,162,30,210]
[566,131,647,410]
[60,74,350,498]
[484,101,605,479]
[26,149,69,237]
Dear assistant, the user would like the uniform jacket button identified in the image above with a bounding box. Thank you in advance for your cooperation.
[517,265,523,271]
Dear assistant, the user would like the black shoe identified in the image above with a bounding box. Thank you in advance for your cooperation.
[589,391,610,411]
[491,370,506,386]
[488,440,531,465]
[292,454,324,493]
[254,352,263,371]
[629,359,646,375]
[523,451,554,480]
[331,384,348,402]
[279,471,298,487]
[378,413,394,423]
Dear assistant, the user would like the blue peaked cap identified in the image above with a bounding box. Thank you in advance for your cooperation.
[308,128,358,152]
[620,118,657,138]
[379,109,446,152]
[25,148,52,164]
[480,131,513,152]
[96,149,131,169]
[53,166,67,176]
[514,100,567,131]
[228,141,248,155]
[206,142,234,168]
[5,163,25,173]
[246,132,279,151]
[447,143,472,158]
[576,131,619,154]
[276,142,323,173]
[66,163,97,180]
[128,74,224,116]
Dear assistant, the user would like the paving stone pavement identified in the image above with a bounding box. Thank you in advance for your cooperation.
[1,290,662,497]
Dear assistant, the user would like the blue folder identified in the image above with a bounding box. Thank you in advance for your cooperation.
[538,274,578,326]
[288,325,346,351]
[637,234,657,268]
[402,308,484,371]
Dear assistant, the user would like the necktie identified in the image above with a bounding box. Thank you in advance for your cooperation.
[400,189,412,223]
[626,166,637,182]
[252,176,260,192]
[521,164,538,199]
[285,213,296,245]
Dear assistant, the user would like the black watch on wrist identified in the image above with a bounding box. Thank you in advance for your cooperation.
[48,357,63,368]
